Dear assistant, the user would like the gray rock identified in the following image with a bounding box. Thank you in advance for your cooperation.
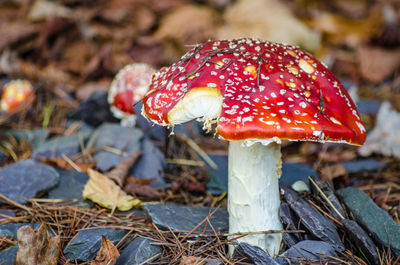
[2,129,49,148]
[280,203,301,247]
[0,151,6,166]
[233,243,280,265]
[48,169,89,199]
[130,138,167,188]
[116,237,162,265]
[0,223,38,239]
[338,159,386,173]
[0,209,15,220]
[337,187,400,256]
[68,90,119,127]
[342,219,379,265]
[90,123,143,171]
[32,130,92,161]
[63,228,128,262]
[0,159,59,204]
[281,184,345,251]
[280,163,318,188]
[357,99,381,115]
[144,204,228,234]
[205,259,223,265]
[0,245,18,265]
[135,102,166,142]
[281,240,337,262]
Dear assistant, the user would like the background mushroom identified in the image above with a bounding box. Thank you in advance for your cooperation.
[108,63,155,127]
[0,79,35,113]
[141,38,366,256]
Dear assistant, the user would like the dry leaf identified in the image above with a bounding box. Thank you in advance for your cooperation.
[83,169,141,211]
[320,165,347,180]
[15,224,60,265]
[124,177,164,199]
[357,46,400,83]
[106,151,142,186]
[90,236,120,265]
[180,256,206,265]
[43,157,94,171]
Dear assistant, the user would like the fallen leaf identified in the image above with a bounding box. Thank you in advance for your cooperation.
[0,22,39,53]
[43,157,94,171]
[171,178,206,194]
[83,168,141,211]
[217,0,320,51]
[124,177,164,199]
[357,46,400,83]
[180,256,206,265]
[90,236,120,265]
[15,224,60,265]
[106,151,142,186]
[320,165,347,180]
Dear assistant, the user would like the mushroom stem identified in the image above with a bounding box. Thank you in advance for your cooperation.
[228,140,282,256]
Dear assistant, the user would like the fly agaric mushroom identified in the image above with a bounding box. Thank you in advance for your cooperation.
[141,38,366,256]
[0,79,34,113]
[108,63,155,127]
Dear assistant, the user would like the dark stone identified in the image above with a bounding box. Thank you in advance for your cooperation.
[280,163,318,187]
[205,259,224,265]
[0,151,5,166]
[338,159,386,173]
[68,90,119,127]
[0,159,60,204]
[280,203,301,247]
[0,245,18,265]
[281,184,345,251]
[357,99,381,115]
[0,209,15,220]
[2,129,49,148]
[233,243,280,265]
[337,187,400,256]
[116,237,162,265]
[31,130,92,161]
[206,161,318,195]
[63,228,128,262]
[206,154,228,195]
[90,123,143,171]
[310,178,346,221]
[0,223,38,239]
[342,219,380,265]
[130,137,167,188]
[144,204,228,234]
[281,240,337,262]
[135,102,167,142]
[48,169,89,199]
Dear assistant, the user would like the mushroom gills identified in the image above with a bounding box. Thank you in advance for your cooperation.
[167,87,223,126]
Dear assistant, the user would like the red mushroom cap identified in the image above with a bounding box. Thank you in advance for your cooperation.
[142,38,366,145]
[0,79,35,112]
[108,63,155,120]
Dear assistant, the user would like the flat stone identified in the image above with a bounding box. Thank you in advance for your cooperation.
[0,245,18,265]
[281,240,337,262]
[233,243,279,265]
[0,159,59,204]
[338,159,386,173]
[342,219,379,265]
[2,129,49,148]
[280,203,301,247]
[48,169,89,199]
[116,237,162,265]
[63,228,128,262]
[135,102,166,142]
[206,161,318,195]
[281,184,345,251]
[0,223,38,239]
[90,123,143,171]
[206,154,228,195]
[0,151,5,166]
[357,99,381,115]
[31,131,92,161]
[0,209,16,220]
[205,259,224,265]
[144,204,228,234]
[130,138,167,188]
[68,90,119,127]
[337,187,400,256]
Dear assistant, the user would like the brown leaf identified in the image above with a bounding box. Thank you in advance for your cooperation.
[106,151,142,186]
[180,256,206,265]
[127,176,156,185]
[171,178,206,194]
[320,165,347,180]
[357,46,400,83]
[90,236,120,265]
[15,224,60,265]
[43,157,94,171]
[124,178,164,199]
[0,22,39,53]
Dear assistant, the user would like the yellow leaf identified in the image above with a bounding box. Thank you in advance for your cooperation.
[83,169,141,211]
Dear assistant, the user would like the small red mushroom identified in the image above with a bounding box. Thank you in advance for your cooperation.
[0,79,35,113]
[108,63,155,127]
[141,38,366,256]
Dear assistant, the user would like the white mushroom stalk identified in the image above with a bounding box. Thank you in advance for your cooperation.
[167,87,283,256]
[228,140,282,256]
